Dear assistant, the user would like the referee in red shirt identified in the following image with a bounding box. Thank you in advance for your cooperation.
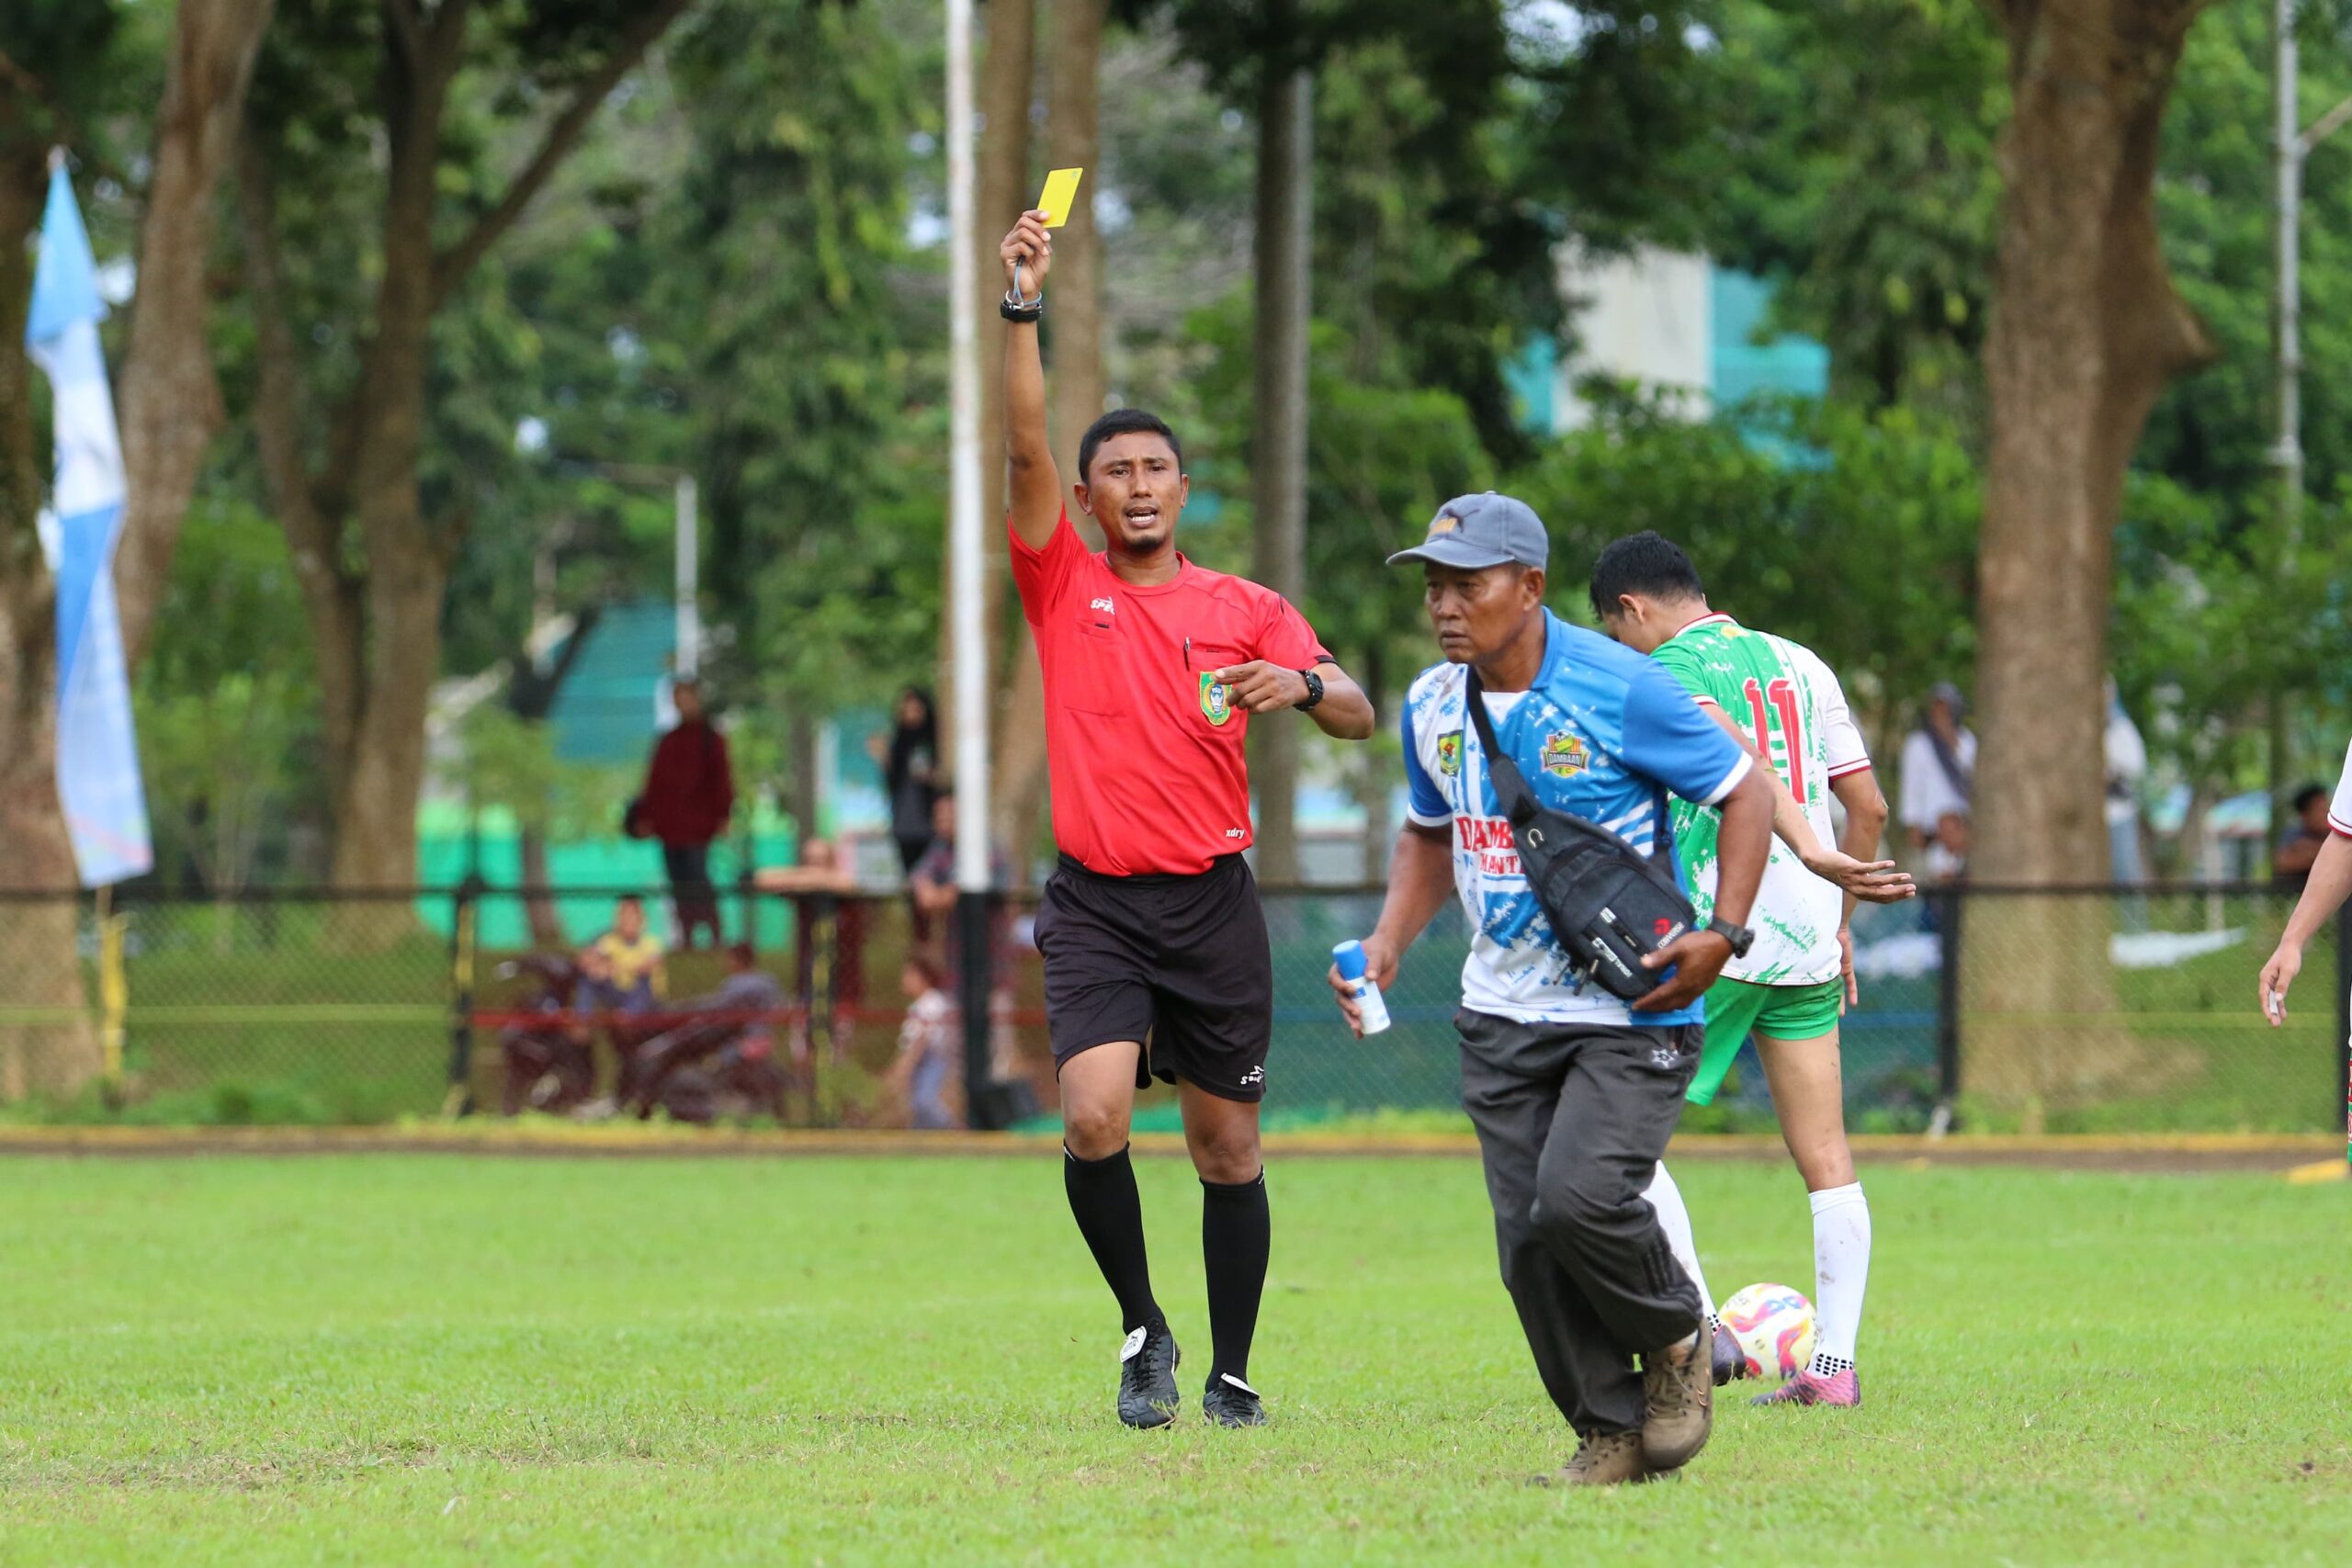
[1000,210,1374,1429]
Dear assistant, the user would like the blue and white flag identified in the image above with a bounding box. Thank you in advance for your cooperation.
[28,162,152,887]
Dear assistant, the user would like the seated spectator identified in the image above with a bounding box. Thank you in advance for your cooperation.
[572,942,613,1012]
[2275,784,2333,886]
[1901,682,1975,882]
[497,953,598,1116]
[703,942,789,1065]
[591,895,666,1013]
[888,953,962,1130]
[909,792,1023,1091]
[627,943,790,1116]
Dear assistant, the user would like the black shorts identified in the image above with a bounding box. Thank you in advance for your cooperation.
[1035,852,1273,1103]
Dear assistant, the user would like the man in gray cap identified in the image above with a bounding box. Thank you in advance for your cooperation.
[1328,492,1777,1485]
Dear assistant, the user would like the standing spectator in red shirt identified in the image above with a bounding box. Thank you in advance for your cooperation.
[999,209,1374,1432]
[629,677,734,950]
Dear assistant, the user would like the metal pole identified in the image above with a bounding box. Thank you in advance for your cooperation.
[674,474,700,680]
[947,0,998,1127]
[1931,888,1962,1135]
[443,877,481,1118]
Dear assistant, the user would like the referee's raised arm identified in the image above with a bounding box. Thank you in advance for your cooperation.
[1001,211,1060,552]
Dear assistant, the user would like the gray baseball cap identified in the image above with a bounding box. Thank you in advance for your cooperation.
[1386,491,1550,571]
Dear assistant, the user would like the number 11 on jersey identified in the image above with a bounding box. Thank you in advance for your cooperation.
[1742,677,1804,797]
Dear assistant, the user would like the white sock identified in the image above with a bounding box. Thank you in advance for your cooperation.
[1808,1181,1871,1374]
[1643,1163,1715,1325]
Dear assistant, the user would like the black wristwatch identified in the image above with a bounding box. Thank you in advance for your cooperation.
[1000,288,1045,323]
[1704,916,1755,958]
[1294,669,1325,711]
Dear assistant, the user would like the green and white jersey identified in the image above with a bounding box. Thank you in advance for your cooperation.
[1651,613,1872,986]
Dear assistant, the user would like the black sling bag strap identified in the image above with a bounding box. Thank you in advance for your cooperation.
[1464,670,1697,1002]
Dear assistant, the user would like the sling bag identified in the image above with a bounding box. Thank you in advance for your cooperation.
[1464,671,1696,1002]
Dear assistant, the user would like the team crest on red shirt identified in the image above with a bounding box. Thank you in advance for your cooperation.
[1542,729,1589,778]
[1199,673,1233,727]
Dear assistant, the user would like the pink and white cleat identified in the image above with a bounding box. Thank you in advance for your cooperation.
[1751,1367,1860,1407]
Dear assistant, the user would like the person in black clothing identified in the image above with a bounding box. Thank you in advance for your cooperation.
[2275,784,2332,888]
[872,687,941,877]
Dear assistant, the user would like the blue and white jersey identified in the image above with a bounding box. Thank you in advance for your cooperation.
[1401,610,1753,1029]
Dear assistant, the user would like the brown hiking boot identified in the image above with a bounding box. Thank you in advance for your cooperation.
[1534,1428,1648,1487]
[1640,1326,1714,1472]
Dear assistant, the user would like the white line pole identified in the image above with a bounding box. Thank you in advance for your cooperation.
[947,0,989,896]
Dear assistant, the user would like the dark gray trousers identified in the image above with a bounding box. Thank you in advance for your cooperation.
[1456,1009,1704,1437]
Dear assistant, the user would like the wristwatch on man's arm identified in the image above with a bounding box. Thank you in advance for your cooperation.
[1293,669,1325,711]
[1703,916,1755,958]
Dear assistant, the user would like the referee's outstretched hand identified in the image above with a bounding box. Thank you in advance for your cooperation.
[1001,210,1053,296]
[1212,661,1309,714]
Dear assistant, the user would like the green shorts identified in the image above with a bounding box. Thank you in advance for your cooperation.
[1686,976,1843,1106]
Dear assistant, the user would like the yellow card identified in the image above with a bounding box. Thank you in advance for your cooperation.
[1037,167,1084,229]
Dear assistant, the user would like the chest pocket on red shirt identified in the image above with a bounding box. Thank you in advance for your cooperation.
[1189,642,1250,733]
[1061,610,1129,716]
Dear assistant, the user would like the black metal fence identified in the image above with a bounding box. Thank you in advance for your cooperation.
[0,882,2343,1134]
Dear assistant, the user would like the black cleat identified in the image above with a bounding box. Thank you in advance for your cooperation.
[1711,1321,1751,1388]
[1203,1371,1266,1427]
[1117,1324,1181,1428]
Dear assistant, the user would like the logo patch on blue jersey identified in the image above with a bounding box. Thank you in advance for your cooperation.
[1541,730,1589,778]
[1437,731,1463,777]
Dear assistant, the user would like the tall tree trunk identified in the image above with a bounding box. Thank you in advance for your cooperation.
[0,145,98,1096]
[991,0,1103,880]
[322,23,452,906]
[239,0,688,917]
[1248,60,1313,886]
[237,130,365,829]
[518,825,561,946]
[940,0,1036,779]
[115,0,277,671]
[1962,0,2216,1115]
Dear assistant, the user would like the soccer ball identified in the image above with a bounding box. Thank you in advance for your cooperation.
[1720,1282,1815,1380]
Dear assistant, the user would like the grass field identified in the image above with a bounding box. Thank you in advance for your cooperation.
[3,1152,2347,1565]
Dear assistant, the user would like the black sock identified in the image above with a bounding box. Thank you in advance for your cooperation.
[1200,1170,1270,1384]
[1064,1145,1162,1334]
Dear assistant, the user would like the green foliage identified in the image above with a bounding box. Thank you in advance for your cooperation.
[1679,0,2349,793]
[1697,0,2003,415]
[2147,2,2352,510]
[0,1,127,154]
[133,499,321,886]
[1135,2,1721,466]
[1508,392,1982,725]
[654,0,943,719]
[1187,299,1487,692]
[451,704,633,840]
